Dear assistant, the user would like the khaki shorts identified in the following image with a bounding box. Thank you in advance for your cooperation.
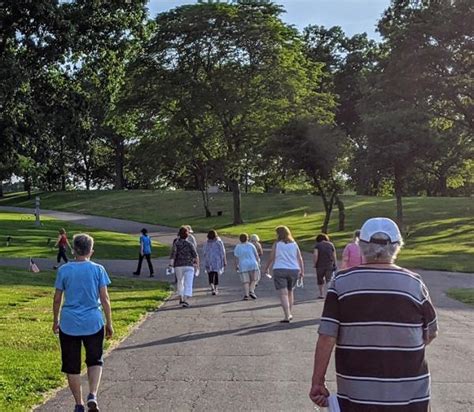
[239,270,257,283]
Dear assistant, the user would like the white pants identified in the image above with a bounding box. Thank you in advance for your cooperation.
[175,266,195,297]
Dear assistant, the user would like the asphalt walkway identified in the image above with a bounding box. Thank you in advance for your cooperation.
[0,207,472,411]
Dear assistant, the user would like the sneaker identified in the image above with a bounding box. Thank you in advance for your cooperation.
[249,292,257,300]
[53,266,58,270]
[182,301,190,308]
[87,393,99,411]
[74,405,85,412]
[212,291,216,295]
[149,274,154,278]
[243,295,249,301]
[133,272,139,276]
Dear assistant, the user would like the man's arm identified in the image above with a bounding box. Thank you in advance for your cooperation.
[52,289,63,333]
[309,334,337,407]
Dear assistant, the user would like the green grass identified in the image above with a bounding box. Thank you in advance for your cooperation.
[1,191,472,272]
[447,288,474,306]
[0,211,168,260]
[0,266,170,411]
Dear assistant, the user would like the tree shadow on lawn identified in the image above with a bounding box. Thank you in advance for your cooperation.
[118,318,320,350]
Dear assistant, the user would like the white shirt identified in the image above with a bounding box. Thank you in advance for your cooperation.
[273,241,300,270]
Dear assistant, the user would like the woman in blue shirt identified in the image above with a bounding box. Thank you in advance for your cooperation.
[233,233,260,300]
[53,233,113,412]
[133,228,154,277]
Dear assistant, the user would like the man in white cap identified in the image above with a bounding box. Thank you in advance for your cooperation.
[310,217,438,412]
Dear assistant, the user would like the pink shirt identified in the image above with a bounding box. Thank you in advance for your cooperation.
[342,242,364,269]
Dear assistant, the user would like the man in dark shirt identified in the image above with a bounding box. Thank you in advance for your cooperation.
[313,234,337,298]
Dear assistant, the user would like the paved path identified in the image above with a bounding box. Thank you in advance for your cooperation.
[0,207,472,411]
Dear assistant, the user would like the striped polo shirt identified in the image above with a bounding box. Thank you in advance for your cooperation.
[319,266,438,411]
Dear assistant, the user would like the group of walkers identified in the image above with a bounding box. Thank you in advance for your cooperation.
[51,217,438,412]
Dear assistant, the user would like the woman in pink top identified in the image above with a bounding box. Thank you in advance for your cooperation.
[341,230,364,269]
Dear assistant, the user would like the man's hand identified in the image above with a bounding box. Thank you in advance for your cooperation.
[105,324,114,339]
[52,321,60,334]
[309,383,330,407]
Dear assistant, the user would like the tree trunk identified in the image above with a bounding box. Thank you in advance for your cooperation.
[114,139,125,190]
[230,179,243,225]
[335,194,345,231]
[24,176,32,199]
[60,137,66,191]
[0,182,3,198]
[437,173,448,197]
[394,170,404,230]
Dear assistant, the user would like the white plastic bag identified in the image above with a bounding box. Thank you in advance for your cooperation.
[328,395,340,412]
[165,266,174,276]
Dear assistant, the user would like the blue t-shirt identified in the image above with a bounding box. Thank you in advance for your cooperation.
[54,261,111,336]
[140,234,152,255]
[233,242,259,272]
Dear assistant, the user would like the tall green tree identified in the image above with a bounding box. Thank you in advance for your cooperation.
[124,3,334,224]
[270,120,347,233]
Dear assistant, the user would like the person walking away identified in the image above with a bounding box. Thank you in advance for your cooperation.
[169,226,199,307]
[341,230,364,270]
[250,234,263,286]
[203,230,226,295]
[313,234,337,299]
[263,226,304,323]
[54,228,72,269]
[133,228,154,277]
[52,234,113,412]
[233,233,260,300]
[309,217,438,411]
[185,225,198,250]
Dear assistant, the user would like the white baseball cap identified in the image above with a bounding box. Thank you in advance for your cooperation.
[360,217,402,244]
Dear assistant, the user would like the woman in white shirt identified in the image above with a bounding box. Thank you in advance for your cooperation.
[263,226,304,322]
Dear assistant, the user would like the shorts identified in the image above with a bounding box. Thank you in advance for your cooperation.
[273,268,299,290]
[59,327,104,374]
[316,267,333,285]
[239,270,257,283]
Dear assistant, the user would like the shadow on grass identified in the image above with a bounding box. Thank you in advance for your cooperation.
[118,318,320,350]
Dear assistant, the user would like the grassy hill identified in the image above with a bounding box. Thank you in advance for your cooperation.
[1,191,472,272]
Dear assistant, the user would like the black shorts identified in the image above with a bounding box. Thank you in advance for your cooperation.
[273,269,299,290]
[59,327,104,374]
[316,267,333,285]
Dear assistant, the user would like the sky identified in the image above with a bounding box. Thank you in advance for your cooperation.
[147,0,391,40]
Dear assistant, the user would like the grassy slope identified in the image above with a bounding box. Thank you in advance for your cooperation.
[1,191,472,272]
[0,211,168,260]
[0,267,170,411]
[447,288,474,306]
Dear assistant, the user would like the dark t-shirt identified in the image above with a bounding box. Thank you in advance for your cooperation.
[314,241,335,269]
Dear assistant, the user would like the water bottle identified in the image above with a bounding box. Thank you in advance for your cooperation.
[265,271,272,279]
[296,277,304,288]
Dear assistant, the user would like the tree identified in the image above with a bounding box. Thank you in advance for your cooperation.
[124,3,334,224]
[271,119,347,233]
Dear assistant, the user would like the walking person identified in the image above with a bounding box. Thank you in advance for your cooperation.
[54,228,72,269]
[310,217,438,411]
[341,230,364,270]
[169,226,199,307]
[52,234,113,412]
[250,234,263,286]
[313,233,337,299]
[203,230,226,295]
[233,233,260,300]
[263,226,304,323]
[133,228,154,277]
[185,225,198,250]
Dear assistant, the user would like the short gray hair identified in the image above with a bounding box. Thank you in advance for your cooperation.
[73,233,94,256]
[359,232,403,264]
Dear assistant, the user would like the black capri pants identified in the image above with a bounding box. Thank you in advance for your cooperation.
[59,327,104,374]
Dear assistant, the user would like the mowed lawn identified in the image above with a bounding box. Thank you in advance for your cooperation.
[0,211,169,260]
[447,288,474,306]
[1,191,472,272]
[0,267,170,411]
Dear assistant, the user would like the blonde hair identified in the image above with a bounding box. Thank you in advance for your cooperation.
[276,226,294,243]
